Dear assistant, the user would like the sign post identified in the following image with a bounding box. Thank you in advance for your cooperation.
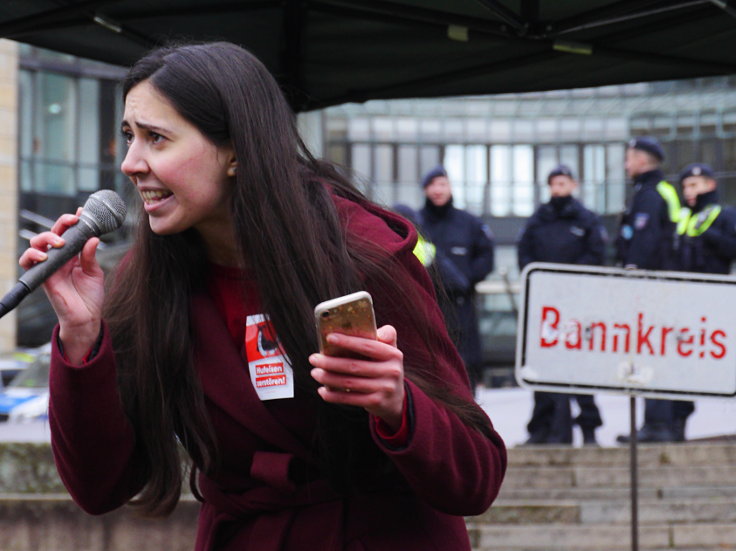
[516,263,736,551]
[628,396,638,551]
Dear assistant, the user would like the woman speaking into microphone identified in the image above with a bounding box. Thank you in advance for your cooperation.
[19,42,506,551]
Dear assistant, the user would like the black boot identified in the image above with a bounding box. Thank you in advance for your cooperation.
[522,430,550,446]
[616,423,676,444]
[672,418,687,442]
[581,427,599,447]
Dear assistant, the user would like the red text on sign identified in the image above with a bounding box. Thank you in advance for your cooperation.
[539,305,727,360]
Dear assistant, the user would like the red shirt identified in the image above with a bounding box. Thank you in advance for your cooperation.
[206,262,409,443]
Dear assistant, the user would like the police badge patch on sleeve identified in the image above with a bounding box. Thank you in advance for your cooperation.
[634,213,650,230]
[569,226,585,237]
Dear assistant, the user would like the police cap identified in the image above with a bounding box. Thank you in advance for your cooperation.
[421,165,448,188]
[679,162,716,184]
[627,136,665,162]
[547,164,575,183]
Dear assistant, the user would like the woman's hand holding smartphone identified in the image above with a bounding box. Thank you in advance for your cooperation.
[310,292,405,431]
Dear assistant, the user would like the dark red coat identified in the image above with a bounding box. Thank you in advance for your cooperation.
[48,194,507,550]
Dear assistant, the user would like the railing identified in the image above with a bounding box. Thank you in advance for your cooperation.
[18,209,107,248]
[476,268,520,386]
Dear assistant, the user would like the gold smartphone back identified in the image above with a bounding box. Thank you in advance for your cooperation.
[314,291,377,356]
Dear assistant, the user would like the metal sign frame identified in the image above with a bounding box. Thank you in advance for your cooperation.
[515,262,736,399]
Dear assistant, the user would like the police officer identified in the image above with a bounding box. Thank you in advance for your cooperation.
[517,164,607,445]
[673,163,736,440]
[616,136,681,271]
[679,163,736,275]
[393,203,469,289]
[616,136,684,443]
[418,165,495,391]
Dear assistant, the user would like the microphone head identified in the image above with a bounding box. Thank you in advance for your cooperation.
[82,190,127,234]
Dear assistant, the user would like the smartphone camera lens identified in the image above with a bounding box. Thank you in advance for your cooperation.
[321,311,331,320]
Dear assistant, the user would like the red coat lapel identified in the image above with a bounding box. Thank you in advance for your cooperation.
[190,292,310,459]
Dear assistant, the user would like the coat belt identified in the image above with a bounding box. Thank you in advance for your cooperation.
[197,451,343,551]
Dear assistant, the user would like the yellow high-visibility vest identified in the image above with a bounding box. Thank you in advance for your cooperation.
[685,204,722,237]
[656,180,682,224]
[412,234,436,267]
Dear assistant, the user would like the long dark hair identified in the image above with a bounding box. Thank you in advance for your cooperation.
[105,42,493,516]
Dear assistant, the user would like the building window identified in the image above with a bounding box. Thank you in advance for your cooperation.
[332,137,625,217]
[582,144,605,212]
[490,145,511,217]
[35,71,76,195]
[445,144,487,215]
[18,47,126,221]
[20,70,121,198]
[324,78,736,225]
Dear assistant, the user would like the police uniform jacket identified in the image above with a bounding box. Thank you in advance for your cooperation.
[418,198,495,296]
[417,198,494,371]
[616,169,678,270]
[681,190,736,274]
[517,196,606,270]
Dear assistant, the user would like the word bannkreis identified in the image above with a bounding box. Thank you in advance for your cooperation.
[540,305,727,360]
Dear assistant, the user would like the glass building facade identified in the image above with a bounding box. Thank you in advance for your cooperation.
[325,76,736,229]
[323,78,736,373]
[17,45,127,224]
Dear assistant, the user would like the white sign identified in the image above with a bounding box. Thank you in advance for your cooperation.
[516,263,736,399]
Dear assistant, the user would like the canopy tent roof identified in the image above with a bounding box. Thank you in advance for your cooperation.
[2,0,736,111]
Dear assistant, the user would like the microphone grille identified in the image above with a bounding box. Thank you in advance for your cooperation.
[83,190,128,234]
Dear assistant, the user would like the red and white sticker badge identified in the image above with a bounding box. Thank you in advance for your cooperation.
[244,314,294,400]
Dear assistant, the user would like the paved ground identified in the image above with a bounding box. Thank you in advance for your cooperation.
[1,386,735,447]
[477,386,736,448]
[0,417,50,442]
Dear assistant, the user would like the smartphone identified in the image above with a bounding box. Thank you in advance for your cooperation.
[314,291,377,357]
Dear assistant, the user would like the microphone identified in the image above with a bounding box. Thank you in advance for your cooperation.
[0,189,127,319]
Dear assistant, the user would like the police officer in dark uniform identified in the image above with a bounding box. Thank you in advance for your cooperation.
[616,136,684,444]
[616,136,681,271]
[393,203,470,292]
[418,165,495,391]
[673,163,736,440]
[679,163,736,275]
[517,164,607,445]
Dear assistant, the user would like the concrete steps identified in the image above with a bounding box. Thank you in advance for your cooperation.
[472,523,736,550]
[467,442,736,551]
[2,441,736,550]
[0,495,199,551]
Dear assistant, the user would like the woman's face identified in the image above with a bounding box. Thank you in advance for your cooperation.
[121,80,235,251]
